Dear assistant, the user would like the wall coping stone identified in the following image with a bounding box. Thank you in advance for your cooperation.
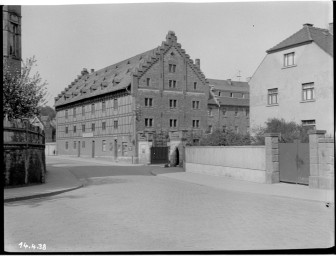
[308,130,326,135]
[264,133,280,137]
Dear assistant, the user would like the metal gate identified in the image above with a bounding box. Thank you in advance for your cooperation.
[279,140,310,185]
[150,147,169,164]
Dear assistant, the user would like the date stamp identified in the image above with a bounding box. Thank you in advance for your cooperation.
[18,242,46,250]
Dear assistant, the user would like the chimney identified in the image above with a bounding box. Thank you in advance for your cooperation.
[195,59,200,69]
[81,68,89,75]
[303,23,313,27]
[91,69,95,73]
[227,79,232,85]
[329,23,333,35]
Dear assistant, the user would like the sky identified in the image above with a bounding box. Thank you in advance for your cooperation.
[16,1,333,107]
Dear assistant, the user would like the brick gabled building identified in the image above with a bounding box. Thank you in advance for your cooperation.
[54,31,209,164]
[207,79,250,134]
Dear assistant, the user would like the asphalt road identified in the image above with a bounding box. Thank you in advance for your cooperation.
[4,157,335,252]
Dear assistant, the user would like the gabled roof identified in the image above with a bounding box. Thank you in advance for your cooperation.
[208,97,249,107]
[208,78,249,93]
[55,31,207,108]
[267,24,333,56]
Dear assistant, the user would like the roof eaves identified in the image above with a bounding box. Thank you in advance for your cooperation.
[266,40,313,54]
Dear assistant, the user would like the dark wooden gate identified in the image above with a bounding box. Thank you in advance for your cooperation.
[279,140,310,185]
[150,147,169,164]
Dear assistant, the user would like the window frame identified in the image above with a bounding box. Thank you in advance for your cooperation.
[284,52,295,67]
[268,88,278,105]
[145,118,153,127]
[302,83,315,101]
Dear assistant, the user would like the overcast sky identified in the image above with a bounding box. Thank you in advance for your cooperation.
[19,1,332,107]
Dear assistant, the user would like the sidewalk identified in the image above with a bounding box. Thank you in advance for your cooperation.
[151,167,335,204]
[4,166,83,203]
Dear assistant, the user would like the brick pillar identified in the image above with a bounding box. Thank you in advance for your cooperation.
[264,133,280,184]
[308,130,334,189]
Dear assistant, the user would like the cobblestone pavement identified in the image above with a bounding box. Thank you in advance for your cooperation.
[4,163,334,252]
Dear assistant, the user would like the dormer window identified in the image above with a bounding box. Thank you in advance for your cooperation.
[284,52,295,67]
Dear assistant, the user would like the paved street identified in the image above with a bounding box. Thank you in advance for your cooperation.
[4,157,334,252]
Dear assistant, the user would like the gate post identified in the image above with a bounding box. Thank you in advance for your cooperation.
[308,130,334,189]
[265,133,280,184]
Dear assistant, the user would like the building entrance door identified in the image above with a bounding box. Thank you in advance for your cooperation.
[92,140,95,158]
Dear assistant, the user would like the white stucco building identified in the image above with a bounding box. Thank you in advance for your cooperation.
[249,23,333,135]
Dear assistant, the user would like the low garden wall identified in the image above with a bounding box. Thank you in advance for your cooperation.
[3,119,46,187]
[185,145,267,183]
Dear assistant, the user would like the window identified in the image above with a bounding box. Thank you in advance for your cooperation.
[65,141,68,150]
[302,120,316,131]
[9,22,19,57]
[102,101,106,112]
[169,80,177,88]
[169,64,176,73]
[208,108,213,116]
[65,110,68,119]
[192,101,200,109]
[235,108,238,117]
[208,125,213,133]
[91,103,95,114]
[170,119,177,128]
[284,52,295,67]
[192,120,200,128]
[114,98,118,109]
[145,118,153,127]
[114,120,118,129]
[222,108,227,116]
[194,82,197,90]
[268,88,278,105]
[92,123,95,132]
[73,108,76,118]
[230,93,233,98]
[146,78,151,86]
[82,106,85,116]
[302,83,314,101]
[65,126,68,134]
[82,124,85,132]
[145,98,153,107]
[74,141,77,149]
[246,109,249,117]
[102,121,106,130]
[235,126,239,133]
[218,92,221,96]
[73,125,76,133]
[82,141,85,148]
[169,99,177,108]
[102,140,107,152]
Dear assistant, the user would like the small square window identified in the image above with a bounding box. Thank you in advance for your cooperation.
[268,88,278,105]
[170,119,177,128]
[284,52,295,67]
[145,98,153,107]
[302,83,314,101]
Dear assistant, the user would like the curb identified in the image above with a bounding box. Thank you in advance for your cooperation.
[4,183,84,203]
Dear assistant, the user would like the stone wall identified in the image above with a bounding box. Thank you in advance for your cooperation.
[309,130,334,189]
[3,119,46,187]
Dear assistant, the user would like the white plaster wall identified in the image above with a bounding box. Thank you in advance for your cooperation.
[185,146,266,170]
[186,163,266,183]
[249,43,334,134]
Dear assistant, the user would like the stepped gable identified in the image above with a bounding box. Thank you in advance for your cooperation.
[55,31,208,107]
[266,24,333,56]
